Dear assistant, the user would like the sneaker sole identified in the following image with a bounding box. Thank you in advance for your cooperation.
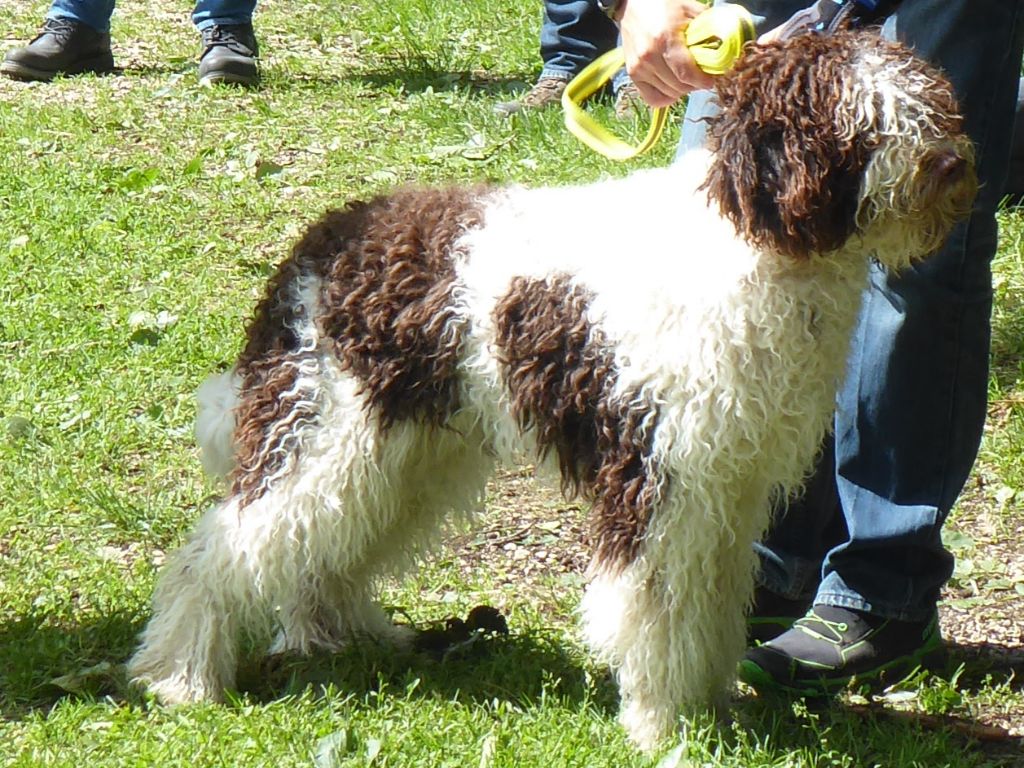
[738,641,946,697]
[0,53,114,82]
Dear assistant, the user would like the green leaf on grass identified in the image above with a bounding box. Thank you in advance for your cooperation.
[314,729,357,768]
[49,661,116,694]
[942,529,975,551]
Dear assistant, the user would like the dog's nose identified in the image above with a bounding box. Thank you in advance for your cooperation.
[929,150,969,185]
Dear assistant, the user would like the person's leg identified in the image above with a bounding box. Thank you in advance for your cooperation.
[823,0,1022,621]
[1,0,114,81]
[192,0,257,30]
[741,0,1024,693]
[1005,78,1024,200]
[497,0,621,114]
[540,0,619,80]
[47,0,115,32]
[192,0,260,86]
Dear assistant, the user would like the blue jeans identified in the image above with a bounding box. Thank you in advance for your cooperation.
[680,0,1024,621]
[540,0,630,91]
[48,0,257,33]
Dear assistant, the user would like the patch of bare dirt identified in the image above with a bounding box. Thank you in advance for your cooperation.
[941,480,1024,742]
[448,466,592,589]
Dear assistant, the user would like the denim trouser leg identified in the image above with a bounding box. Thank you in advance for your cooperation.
[679,1,1024,620]
[192,0,258,31]
[540,0,620,80]
[48,0,115,33]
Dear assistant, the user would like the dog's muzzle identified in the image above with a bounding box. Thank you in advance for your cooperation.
[921,141,979,223]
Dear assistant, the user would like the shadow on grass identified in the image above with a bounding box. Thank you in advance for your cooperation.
[0,608,616,721]
[235,627,618,715]
[253,65,530,101]
[355,68,528,99]
[3,608,1018,764]
[731,694,1024,767]
[0,609,144,721]
[31,60,531,101]
[948,639,1024,692]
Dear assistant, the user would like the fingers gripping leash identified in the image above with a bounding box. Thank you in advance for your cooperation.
[562,0,904,161]
[562,3,754,161]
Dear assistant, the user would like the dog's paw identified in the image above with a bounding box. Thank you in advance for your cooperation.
[126,653,226,705]
[618,699,676,754]
[128,670,224,705]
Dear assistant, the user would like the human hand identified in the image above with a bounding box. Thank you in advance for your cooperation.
[618,0,717,107]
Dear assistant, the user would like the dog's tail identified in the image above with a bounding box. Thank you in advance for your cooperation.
[195,369,241,479]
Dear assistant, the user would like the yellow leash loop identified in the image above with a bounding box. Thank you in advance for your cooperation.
[562,3,754,161]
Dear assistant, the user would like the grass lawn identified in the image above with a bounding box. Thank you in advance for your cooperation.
[1,0,1022,765]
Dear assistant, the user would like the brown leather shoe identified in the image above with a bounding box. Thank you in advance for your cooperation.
[1,17,114,82]
[494,76,569,116]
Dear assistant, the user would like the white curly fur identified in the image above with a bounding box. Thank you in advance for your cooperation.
[129,33,977,753]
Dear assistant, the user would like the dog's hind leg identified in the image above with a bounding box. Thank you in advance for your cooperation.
[127,493,262,703]
[127,372,402,699]
[267,570,408,656]
[129,351,356,702]
[132,328,494,704]
[266,414,496,654]
[128,455,417,704]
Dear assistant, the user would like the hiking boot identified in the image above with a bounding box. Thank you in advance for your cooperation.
[1,17,114,82]
[747,587,812,645]
[198,24,259,87]
[738,604,945,696]
[613,81,645,118]
[494,76,568,116]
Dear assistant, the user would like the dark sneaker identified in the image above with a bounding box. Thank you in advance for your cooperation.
[739,604,945,696]
[1,17,114,82]
[494,76,568,116]
[747,587,812,644]
[198,24,259,87]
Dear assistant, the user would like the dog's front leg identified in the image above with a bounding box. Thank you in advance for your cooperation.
[581,534,752,752]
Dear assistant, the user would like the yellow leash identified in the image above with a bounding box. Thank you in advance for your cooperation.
[562,3,754,161]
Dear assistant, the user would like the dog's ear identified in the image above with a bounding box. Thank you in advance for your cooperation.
[702,33,871,259]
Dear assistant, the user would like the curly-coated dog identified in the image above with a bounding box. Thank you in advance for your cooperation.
[129,30,977,750]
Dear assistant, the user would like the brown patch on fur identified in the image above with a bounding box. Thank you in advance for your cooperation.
[703,29,962,259]
[231,185,490,506]
[230,351,314,506]
[316,186,488,427]
[493,274,660,568]
[590,396,662,570]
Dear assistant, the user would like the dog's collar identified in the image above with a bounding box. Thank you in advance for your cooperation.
[775,0,902,40]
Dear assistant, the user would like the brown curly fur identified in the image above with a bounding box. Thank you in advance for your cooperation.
[230,186,489,505]
[229,352,313,506]
[493,274,659,568]
[703,29,962,259]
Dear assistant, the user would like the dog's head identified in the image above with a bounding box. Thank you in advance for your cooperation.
[702,29,977,267]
